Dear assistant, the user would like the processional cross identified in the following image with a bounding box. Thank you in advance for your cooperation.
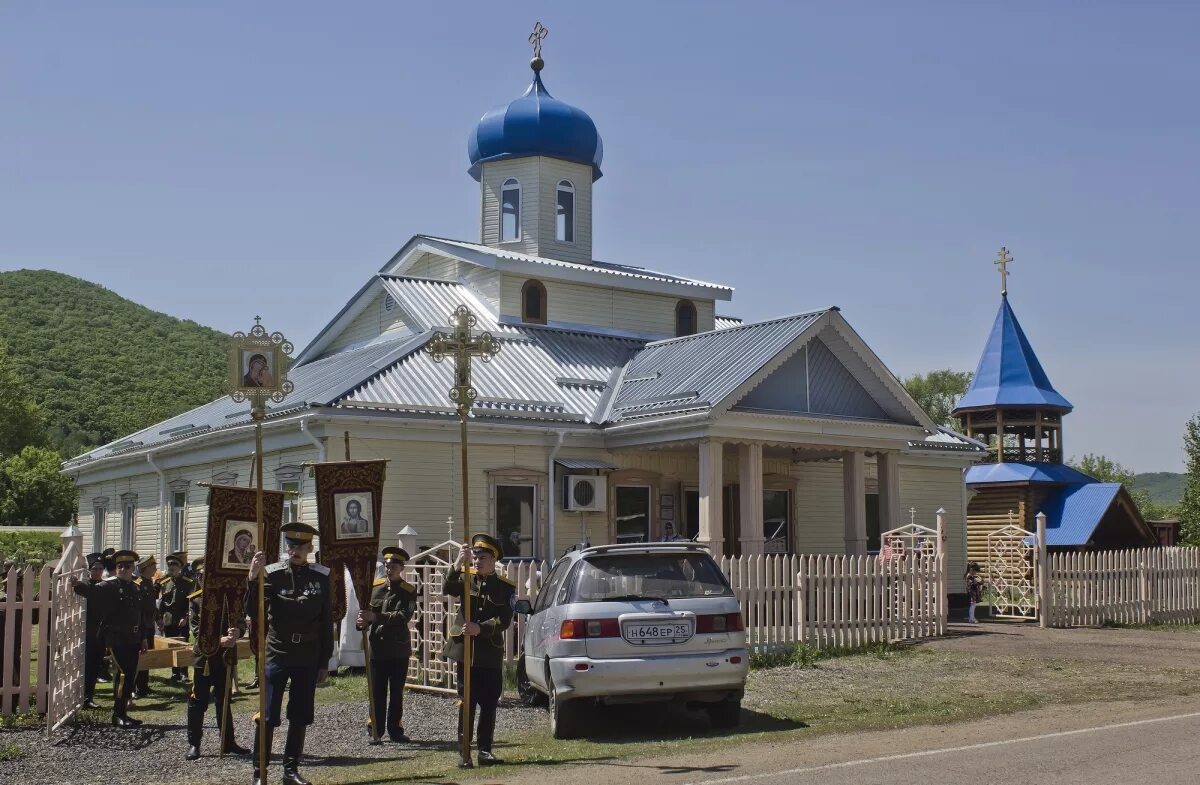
[529,21,549,60]
[995,246,1013,296]
[423,305,499,764]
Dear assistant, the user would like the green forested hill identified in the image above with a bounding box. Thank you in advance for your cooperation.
[1131,472,1186,508]
[0,269,228,456]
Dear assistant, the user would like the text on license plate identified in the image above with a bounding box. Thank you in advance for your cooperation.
[623,622,693,644]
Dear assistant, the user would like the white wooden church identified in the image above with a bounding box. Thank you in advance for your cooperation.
[65,41,984,593]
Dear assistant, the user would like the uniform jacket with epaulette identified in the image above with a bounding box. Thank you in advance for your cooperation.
[188,588,245,662]
[73,578,149,648]
[365,576,417,661]
[442,568,516,668]
[157,573,196,632]
[245,560,333,669]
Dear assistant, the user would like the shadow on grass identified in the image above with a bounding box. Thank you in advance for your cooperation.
[553,701,807,745]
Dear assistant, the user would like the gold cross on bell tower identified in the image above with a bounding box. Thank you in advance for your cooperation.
[995,246,1013,296]
[424,305,501,418]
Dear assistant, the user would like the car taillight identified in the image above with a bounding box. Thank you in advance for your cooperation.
[696,613,745,633]
[559,618,620,639]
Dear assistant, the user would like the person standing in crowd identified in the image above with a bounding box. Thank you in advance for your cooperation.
[357,546,416,744]
[81,552,108,708]
[72,549,149,728]
[965,561,984,624]
[158,552,195,682]
[185,577,249,760]
[132,554,159,699]
[443,533,515,769]
[246,522,331,785]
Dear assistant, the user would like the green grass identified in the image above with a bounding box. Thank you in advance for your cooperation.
[749,641,905,670]
[0,742,25,761]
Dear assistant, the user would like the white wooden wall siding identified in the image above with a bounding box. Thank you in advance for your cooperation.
[498,274,715,336]
[480,157,594,263]
[1046,546,1200,627]
[322,290,407,357]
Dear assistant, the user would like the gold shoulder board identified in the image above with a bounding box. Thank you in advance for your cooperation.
[187,589,203,599]
[372,577,387,587]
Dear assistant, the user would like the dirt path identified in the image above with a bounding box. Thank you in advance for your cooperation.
[925,621,1200,667]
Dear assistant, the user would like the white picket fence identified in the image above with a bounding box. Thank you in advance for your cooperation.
[1046,546,1200,628]
[0,562,56,715]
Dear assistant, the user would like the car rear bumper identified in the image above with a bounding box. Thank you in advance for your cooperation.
[548,648,749,701]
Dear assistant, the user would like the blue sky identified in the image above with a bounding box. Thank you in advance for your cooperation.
[2,2,1196,472]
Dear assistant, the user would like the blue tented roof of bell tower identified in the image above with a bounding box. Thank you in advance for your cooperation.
[953,296,1073,414]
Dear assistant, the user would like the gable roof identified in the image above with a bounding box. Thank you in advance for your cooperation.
[954,295,1073,414]
[965,462,1096,485]
[1037,482,1124,547]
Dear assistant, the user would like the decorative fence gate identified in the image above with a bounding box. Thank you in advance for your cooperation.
[987,522,1040,620]
[45,540,87,733]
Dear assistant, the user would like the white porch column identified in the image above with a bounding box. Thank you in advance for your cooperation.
[738,443,765,555]
[698,439,724,559]
[842,450,867,556]
[877,451,901,534]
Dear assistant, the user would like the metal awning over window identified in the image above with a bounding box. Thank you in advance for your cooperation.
[554,458,618,471]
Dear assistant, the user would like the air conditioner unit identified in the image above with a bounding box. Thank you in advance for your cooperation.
[563,475,607,512]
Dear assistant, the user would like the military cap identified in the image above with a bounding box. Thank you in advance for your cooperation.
[102,547,116,558]
[190,556,205,571]
[281,521,319,544]
[113,549,139,566]
[470,533,503,559]
[381,546,410,564]
[138,554,157,570]
[165,553,184,567]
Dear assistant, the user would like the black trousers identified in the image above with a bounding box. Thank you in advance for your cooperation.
[187,655,234,746]
[83,632,103,699]
[109,643,141,717]
[369,657,407,739]
[262,660,318,728]
[455,662,503,752]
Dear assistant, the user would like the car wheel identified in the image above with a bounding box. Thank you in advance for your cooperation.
[516,656,545,707]
[549,678,581,739]
[706,697,741,729]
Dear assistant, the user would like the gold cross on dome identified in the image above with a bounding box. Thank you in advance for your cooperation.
[424,305,501,418]
[995,247,1013,296]
[529,21,548,59]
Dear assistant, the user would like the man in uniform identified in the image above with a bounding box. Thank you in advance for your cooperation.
[133,554,159,699]
[81,553,108,708]
[246,522,332,785]
[443,533,515,768]
[185,579,249,760]
[158,552,195,682]
[356,546,416,744]
[72,549,149,728]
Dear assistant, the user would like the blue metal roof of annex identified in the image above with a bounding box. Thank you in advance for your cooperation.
[954,295,1073,414]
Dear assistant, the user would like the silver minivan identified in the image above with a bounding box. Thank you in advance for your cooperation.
[513,542,749,739]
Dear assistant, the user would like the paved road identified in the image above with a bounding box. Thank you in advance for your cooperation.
[491,694,1200,785]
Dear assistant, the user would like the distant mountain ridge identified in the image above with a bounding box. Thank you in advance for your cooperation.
[0,269,229,457]
[1131,472,1186,508]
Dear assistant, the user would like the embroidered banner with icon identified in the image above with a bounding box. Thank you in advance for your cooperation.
[313,460,387,621]
[198,484,285,656]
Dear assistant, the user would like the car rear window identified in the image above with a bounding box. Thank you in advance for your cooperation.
[567,553,733,602]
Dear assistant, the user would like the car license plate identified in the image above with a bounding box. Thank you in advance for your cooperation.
[622,621,693,645]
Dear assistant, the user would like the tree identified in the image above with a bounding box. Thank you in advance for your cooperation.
[902,369,973,429]
[0,445,77,527]
[1068,453,1171,521]
[0,339,44,456]
[1179,414,1200,546]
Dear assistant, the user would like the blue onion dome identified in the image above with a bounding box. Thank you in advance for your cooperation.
[468,63,603,182]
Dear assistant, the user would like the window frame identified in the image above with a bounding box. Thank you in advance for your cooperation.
[675,299,698,337]
[613,485,653,544]
[120,492,137,550]
[521,279,548,325]
[555,179,575,243]
[168,486,188,554]
[92,497,109,552]
[500,177,521,242]
[486,467,547,560]
[495,483,537,559]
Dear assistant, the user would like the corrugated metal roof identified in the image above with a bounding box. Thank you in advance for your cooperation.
[555,458,618,470]
[1038,483,1122,546]
[715,315,743,330]
[607,310,827,422]
[66,335,425,465]
[418,236,732,293]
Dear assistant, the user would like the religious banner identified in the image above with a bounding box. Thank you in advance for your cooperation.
[197,484,285,655]
[313,460,387,621]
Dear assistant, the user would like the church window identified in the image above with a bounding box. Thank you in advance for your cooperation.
[522,279,547,324]
[675,300,698,337]
[501,178,521,241]
[169,490,187,554]
[556,180,575,243]
[120,492,137,550]
[92,498,109,551]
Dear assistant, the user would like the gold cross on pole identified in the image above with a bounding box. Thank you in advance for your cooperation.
[995,246,1013,296]
[529,21,549,60]
[424,305,501,418]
